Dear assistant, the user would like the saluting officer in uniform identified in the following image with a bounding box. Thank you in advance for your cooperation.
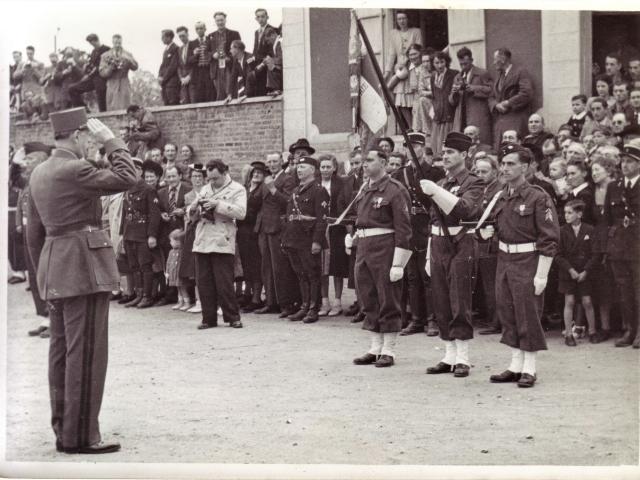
[26,107,137,454]
[352,148,412,368]
[481,143,560,388]
[281,156,330,323]
[394,131,444,337]
[603,142,640,348]
[120,159,162,308]
[419,132,484,378]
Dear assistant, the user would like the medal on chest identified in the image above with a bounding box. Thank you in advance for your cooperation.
[373,196,384,209]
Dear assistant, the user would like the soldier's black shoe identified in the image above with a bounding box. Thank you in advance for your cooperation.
[255,305,279,314]
[136,297,155,309]
[399,322,424,336]
[479,326,502,335]
[197,322,217,330]
[124,295,142,308]
[453,364,470,377]
[302,310,319,323]
[154,297,172,307]
[40,328,50,339]
[110,292,122,302]
[426,321,439,336]
[564,335,577,347]
[615,332,633,347]
[118,294,135,304]
[597,330,611,343]
[426,362,454,374]
[64,441,121,454]
[278,305,296,318]
[375,354,394,367]
[633,335,640,349]
[28,326,47,337]
[344,302,360,316]
[490,370,521,383]
[350,311,365,324]
[288,306,309,321]
[353,353,378,365]
[230,320,243,328]
[517,373,536,388]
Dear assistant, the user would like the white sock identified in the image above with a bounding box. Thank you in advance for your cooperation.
[381,332,399,358]
[454,339,470,366]
[522,351,537,375]
[367,332,384,355]
[442,340,457,365]
[508,347,524,373]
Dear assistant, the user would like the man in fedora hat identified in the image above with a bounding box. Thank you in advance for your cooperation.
[420,131,484,378]
[287,138,315,178]
[26,107,137,454]
[604,141,640,348]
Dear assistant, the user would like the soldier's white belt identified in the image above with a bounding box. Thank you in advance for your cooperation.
[355,228,395,238]
[498,241,537,254]
[430,225,471,236]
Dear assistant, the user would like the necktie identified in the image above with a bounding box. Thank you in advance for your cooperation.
[169,187,176,212]
[497,70,505,92]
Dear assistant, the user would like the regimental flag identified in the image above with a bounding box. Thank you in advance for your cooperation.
[349,10,387,153]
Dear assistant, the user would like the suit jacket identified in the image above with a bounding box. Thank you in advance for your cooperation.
[253,24,276,62]
[555,223,596,280]
[430,68,459,123]
[206,29,241,77]
[26,139,137,300]
[157,181,192,237]
[227,54,257,98]
[158,43,180,88]
[326,175,346,218]
[568,184,595,225]
[178,41,195,78]
[255,170,296,235]
[603,177,640,261]
[188,37,211,68]
[450,65,493,145]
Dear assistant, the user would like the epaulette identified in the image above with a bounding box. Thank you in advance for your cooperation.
[388,177,406,189]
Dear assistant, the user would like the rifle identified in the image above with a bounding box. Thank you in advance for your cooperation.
[354,13,452,246]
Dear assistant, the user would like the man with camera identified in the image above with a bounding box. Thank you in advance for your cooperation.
[189,160,246,329]
[99,34,139,111]
[68,34,111,112]
[13,46,45,100]
[125,104,162,160]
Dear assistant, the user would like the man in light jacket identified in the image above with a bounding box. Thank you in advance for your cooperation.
[188,159,247,329]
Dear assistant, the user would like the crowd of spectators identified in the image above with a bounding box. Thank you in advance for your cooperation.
[9,9,284,121]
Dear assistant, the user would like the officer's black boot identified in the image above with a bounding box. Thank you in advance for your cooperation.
[289,281,310,321]
[137,271,156,308]
[125,273,143,308]
[303,279,321,323]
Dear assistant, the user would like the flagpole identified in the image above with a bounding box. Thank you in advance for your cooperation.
[354,12,452,245]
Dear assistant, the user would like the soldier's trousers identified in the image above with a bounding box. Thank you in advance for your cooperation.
[195,252,240,325]
[430,234,475,341]
[355,234,403,333]
[285,246,322,309]
[259,232,300,308]
[609,259,640,338]
[48,292,110,449]
[496,251,547,352]
[405,249,431,326]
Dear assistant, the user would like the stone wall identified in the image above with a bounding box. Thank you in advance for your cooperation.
[9,97,283,179]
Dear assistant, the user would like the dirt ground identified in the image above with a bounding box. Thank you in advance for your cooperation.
[4,281,639,467]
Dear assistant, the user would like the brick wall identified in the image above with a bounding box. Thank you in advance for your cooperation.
[9,97,283,179]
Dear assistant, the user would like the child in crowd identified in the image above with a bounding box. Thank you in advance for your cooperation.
[567,94,588,139]
[555,200,598,346]
[166,229,192,311]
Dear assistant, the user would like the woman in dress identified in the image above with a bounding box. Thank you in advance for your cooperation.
[384,10,423,130]
[430,51,458,155]
[412,46,435,135]
[237,163,268,312]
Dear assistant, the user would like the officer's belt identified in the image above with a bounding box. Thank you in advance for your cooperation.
[498,241,536,254]
[288,214,316,221]
[431,225,470,236]
[47,224,101,237]
[355,227,394,238]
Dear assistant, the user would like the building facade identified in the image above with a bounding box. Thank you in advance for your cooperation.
[282,8,639,156]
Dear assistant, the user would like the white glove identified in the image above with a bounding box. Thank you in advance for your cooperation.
[533,276,548,296]
[425,237,432,276]
[479,225,495,240]
[345,233,353,256]
[389,266,404,282]
[533,255,553,296]
[419,179,437,196]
